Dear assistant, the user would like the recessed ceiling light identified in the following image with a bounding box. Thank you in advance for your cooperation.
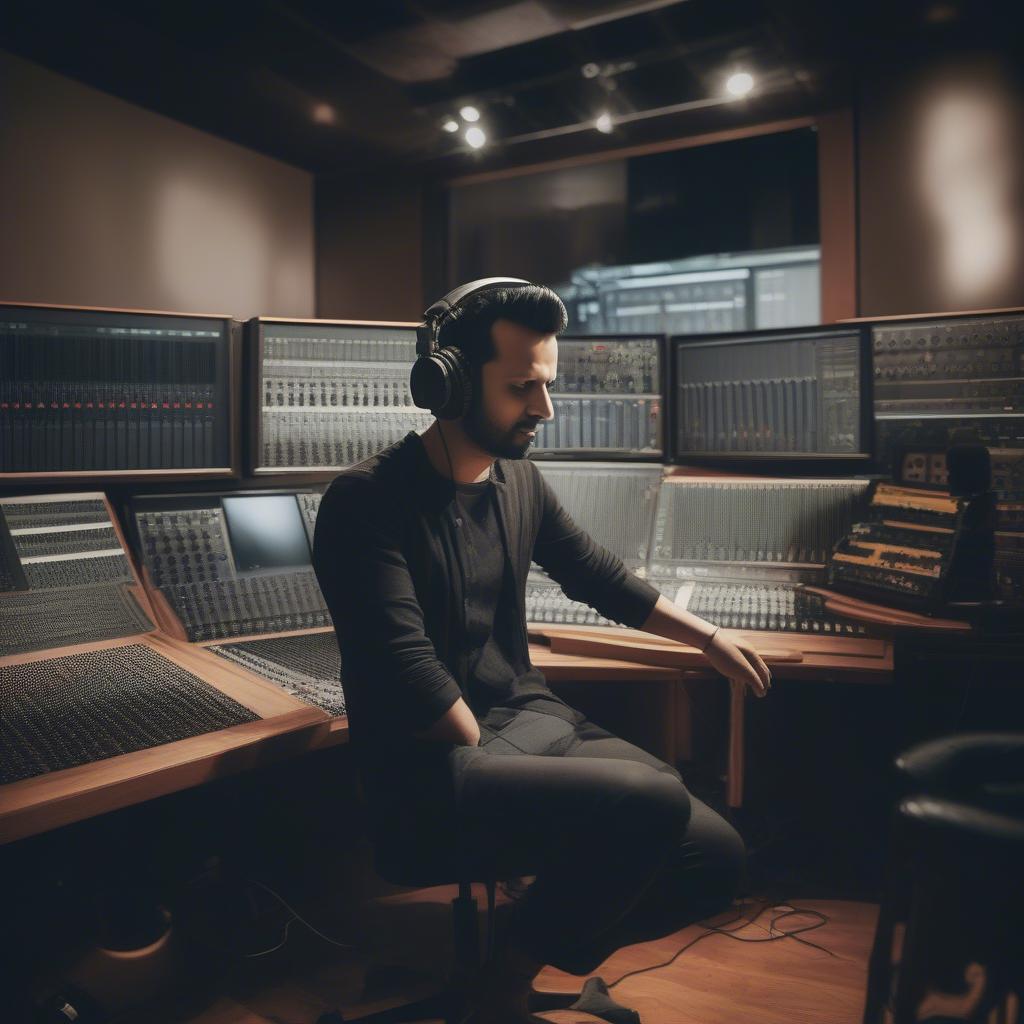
[582,62,601,79]
[312,103,337,125]
[460,105,481,122]
[465,125,487,148]
[925,2,957,22]
[726,71,755,98]
[442,119,459,133]
[595,112,614,134]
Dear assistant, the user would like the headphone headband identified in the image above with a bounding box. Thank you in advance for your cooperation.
[416,276,532,357]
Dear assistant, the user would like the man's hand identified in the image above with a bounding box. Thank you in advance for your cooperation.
[703,631,772,697]
[640,594,772,698]
[412,696,481,746]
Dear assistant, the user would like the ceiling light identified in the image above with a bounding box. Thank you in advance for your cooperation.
[312,103,337,125]
[595,112,614,134]
[582,62,601,79]
[442,119,459,133]
[725,71,755,98]
[465,125,487,149]
[925,3,958,22]
[460,105,481,122]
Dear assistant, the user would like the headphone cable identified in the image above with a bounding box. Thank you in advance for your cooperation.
[437,418,457,488]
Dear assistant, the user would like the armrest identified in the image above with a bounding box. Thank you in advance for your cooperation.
[894,733,1024,817]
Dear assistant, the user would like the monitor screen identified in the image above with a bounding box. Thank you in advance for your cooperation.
[673,327,864,457]
[222,494,311,573]
[252,319,429,472]
[1,304,232,475]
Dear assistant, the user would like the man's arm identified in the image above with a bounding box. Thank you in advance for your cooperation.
[313,474,479,744]
[413,695,480,745]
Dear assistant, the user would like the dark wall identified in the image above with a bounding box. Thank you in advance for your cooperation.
[858,49,1024,317]
[0,51,315,320]
[316,173,426,322]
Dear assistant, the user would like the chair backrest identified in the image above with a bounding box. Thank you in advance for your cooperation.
[866,733,1024,1023]
[890,794,1024,1022]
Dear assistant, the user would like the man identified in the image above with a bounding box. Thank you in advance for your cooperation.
[313,282,772,1024]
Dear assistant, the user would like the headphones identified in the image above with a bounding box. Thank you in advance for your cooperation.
[410,276,531,420]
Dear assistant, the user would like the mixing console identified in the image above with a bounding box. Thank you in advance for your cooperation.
[0,644,259,784]
[0,494,153,656]
[525,473,869,634]
[210,632,344,716]
[532,462,662,568]
[163,571,329,643]
[660,576,866,636]
[132,492,330,643]
[651,479,869,569]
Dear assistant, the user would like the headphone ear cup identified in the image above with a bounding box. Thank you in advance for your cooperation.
[431,347,471,420]
[410,354,450,414]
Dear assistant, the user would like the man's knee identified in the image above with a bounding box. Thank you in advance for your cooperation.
[613,762,692,836]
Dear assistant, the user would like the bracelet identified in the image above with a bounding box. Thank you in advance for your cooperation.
[698,625,720,653]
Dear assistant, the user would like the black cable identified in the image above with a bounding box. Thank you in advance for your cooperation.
[437,418,457,489]
[245,880,355,956]
[183,878,355,961]
[607,896,839,990]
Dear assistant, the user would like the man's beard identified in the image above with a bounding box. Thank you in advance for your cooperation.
[461,390,536,460]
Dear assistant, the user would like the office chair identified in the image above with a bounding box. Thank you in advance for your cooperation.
[318,767,641,1024]
[862,733,1024,1024]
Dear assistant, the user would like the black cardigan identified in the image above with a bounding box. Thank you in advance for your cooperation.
[312,430,661,778]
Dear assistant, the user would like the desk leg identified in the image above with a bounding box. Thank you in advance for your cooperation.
[662,678,678,767]
[727,680,745,809]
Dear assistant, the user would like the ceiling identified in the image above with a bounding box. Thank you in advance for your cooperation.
[0,0,998,178]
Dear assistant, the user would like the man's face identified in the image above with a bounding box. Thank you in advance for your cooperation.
[460,317,557,460]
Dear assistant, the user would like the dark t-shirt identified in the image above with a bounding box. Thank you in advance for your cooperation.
[453,476,576,727]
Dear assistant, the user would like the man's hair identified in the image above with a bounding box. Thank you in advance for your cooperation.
[437,283,568,369]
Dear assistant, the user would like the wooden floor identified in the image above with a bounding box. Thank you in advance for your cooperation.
[145,889,878,1024]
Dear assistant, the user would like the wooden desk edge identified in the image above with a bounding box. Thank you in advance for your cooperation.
[0,706,329,846]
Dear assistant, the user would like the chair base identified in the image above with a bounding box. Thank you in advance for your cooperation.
[336,879,642,1022]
